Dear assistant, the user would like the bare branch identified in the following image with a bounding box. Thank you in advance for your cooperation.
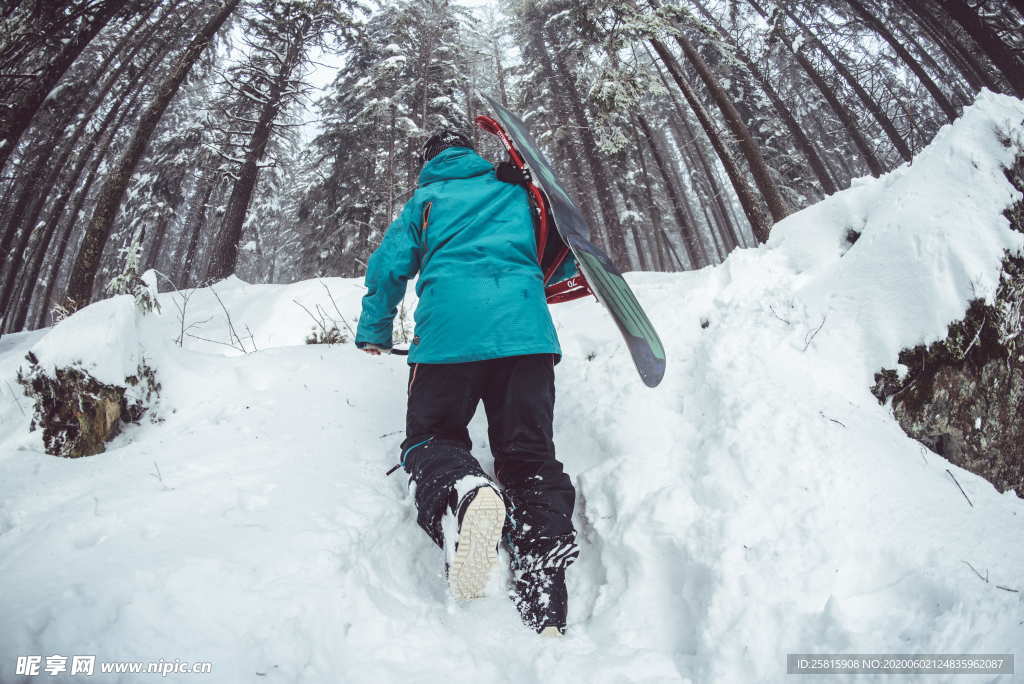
[962,560,988,582]
[321,280,357,337]
[946,469,974,507]
[802,315,827,351]
[5,380,26,416]
[208,284,249,353]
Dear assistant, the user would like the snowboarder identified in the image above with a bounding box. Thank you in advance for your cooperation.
[355,129,579,636]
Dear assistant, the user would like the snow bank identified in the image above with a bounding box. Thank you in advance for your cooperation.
[1,92,1023,683]
[27,294,146,386]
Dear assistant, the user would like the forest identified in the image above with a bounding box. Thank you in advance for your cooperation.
[1,0,1022,334]
[3,0,1024,672]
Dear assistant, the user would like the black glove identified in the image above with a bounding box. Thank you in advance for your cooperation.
[496,161,531,186]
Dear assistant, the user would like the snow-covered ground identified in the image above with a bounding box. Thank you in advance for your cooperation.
[2,92,1023,683]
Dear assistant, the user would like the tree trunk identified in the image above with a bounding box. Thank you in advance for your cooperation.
[655,224,687,271]
[4,65,150,332]
[670,118,740,253]
[845,0,958,121]
[662,18,790,223]
[656,124,714,262]
[490,30,510,108]
[888,9,973,105]
[647,51,745,250]
[689,0,837,196]
[792,82,855,186]
[176,170,217,287]
[779,4,914,163]
[0,1,163,276]
[648,38,773,243]
[538,30,627,263]
[33,97,135,330]
[521,39,601,238]
[627,125,670,271]
[63,0,241,312]
[789,45,885,176]
[936,0,1024,96]
[636,114,704,268]
[206,20,305,282]
[0,25,168,322]
[908,0,997,93]
[0,0,130,173]
[613,176,649,271]
[745,0,883,175]
[142,212,172,274]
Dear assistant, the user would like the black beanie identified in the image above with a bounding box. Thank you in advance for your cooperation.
[422,129,473,163]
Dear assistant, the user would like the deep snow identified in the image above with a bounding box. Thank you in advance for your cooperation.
[1,91,1023,683]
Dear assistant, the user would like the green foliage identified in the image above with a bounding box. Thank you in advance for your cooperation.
[106,229,161,315]
[305,325,349,345]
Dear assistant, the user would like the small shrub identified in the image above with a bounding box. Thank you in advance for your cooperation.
[305,326,348,345]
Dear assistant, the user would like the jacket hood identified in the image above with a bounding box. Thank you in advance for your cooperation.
[418,147,492,187]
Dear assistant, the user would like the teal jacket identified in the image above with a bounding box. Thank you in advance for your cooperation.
[355,147,561,364]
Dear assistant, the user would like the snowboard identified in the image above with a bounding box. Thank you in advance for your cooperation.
[475,93,666,388]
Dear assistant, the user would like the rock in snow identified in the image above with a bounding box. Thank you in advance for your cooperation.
[1,92,1023,682]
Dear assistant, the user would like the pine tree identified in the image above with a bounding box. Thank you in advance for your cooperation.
[298,0,469,278]
[63,0,241,312]
[204,0,353,281]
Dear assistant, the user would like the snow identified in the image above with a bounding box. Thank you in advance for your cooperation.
[379,55,407,69]
[1,92,1024,682]
[26,295,144,385]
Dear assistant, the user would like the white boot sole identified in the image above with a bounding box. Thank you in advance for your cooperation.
[449,487,505,600]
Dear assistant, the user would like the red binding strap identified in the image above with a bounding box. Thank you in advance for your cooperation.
[475,115,549,264]
[475,114,593,304]
[545,274,592,304]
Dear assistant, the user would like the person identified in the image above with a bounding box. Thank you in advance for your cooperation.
[354,129,579,636]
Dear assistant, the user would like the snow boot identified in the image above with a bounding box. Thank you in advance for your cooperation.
[444,484,506,600]
[510,567,568,636]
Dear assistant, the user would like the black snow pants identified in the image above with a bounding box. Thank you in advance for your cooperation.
[399,354,577,572]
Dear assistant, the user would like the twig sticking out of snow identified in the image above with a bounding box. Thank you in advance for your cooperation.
[5,380,25,416]
[768,304,792,325]
[179,313,214,346]
[209,285,250,353]
[961,560,1021,593]
[946,468,974,507]
[150,461,173,491]
[185,332,249,352]
[155,273,211,348]
[294,298,346,345]
[395,297,411,344]
[818,411,846,428]
[320,281,356,338]
[245,325,258,352]
[293,298,322,329]
[295,286,356,345]
[154,271,246,352]
[962,560,988,582]
[183,285,252,353]
[958,317,986,360]
[802,315,827,351]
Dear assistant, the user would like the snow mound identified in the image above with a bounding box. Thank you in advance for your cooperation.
[1,92,1023,683]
